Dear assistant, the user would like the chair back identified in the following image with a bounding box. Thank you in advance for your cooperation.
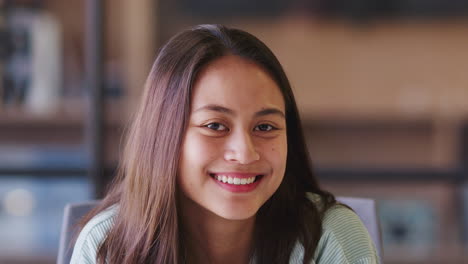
[57,201,98,264]
[57,197,382,264]
[337,196,383,260]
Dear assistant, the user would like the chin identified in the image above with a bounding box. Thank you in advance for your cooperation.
[217,211,257,221]
[211,203,260,221]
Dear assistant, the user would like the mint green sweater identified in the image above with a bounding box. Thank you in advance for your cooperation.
[71,196,380,264]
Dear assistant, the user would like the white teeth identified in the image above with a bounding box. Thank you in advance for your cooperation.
[213,174,257,185]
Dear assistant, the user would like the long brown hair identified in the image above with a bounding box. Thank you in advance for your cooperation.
[80,24,336,264]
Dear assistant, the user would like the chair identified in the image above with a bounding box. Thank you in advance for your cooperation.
[336,196,383,260]
[57,197,382,264]
[57,201,99,264]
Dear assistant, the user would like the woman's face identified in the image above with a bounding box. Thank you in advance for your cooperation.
[178,55,287,221]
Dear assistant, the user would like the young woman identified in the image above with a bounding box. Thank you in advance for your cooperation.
[71,24,380,264]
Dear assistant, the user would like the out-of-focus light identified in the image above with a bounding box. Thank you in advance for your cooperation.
[3,189,36,217]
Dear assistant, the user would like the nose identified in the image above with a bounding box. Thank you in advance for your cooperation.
[224,130,260,164]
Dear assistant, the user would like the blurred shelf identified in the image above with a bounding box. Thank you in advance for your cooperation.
[317,167,466,182]
[300,107,468,123]
[300,108,468,126]
[303,115,467,170]
[0,109,82,127]
[0,100,126,149]
[0,256,55,264]
[0,165,116,177]
[0,166,87,176]
[301,111,434,125]
[0,99,126,128]
[0,142,118,176]
[384,248,468,264]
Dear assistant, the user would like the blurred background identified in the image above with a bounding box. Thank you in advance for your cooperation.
[1,0,468,263]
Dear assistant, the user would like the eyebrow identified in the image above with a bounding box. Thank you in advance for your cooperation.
[194,104,285,119]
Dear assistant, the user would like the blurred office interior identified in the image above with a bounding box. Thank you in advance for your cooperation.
[1,0,468,263]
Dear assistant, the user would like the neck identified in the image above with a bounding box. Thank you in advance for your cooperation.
[179,196,255,264]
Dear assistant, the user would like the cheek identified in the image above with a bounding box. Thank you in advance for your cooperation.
[262,136,288,171]
[180,132,220,171]
[276,145,288,175]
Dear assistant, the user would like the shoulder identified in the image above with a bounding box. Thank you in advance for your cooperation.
[70,205,118,264]
[315,205,379,263]
[290,193,380,264]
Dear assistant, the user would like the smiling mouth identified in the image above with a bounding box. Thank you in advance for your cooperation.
[209,173,264,185]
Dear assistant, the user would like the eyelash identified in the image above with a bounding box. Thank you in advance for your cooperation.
[254,123,276,132]
[205,122,228,131]
[203,122,278,132]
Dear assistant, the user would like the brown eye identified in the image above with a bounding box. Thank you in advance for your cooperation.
[205,122,228,131]
[255,124,276,132]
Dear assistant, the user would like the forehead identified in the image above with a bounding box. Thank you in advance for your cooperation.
[191,55,285,112]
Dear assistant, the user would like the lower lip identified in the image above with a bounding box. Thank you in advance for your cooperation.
[211,175,263,193]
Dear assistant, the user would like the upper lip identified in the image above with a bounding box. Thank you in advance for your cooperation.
[209,172,264,178]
